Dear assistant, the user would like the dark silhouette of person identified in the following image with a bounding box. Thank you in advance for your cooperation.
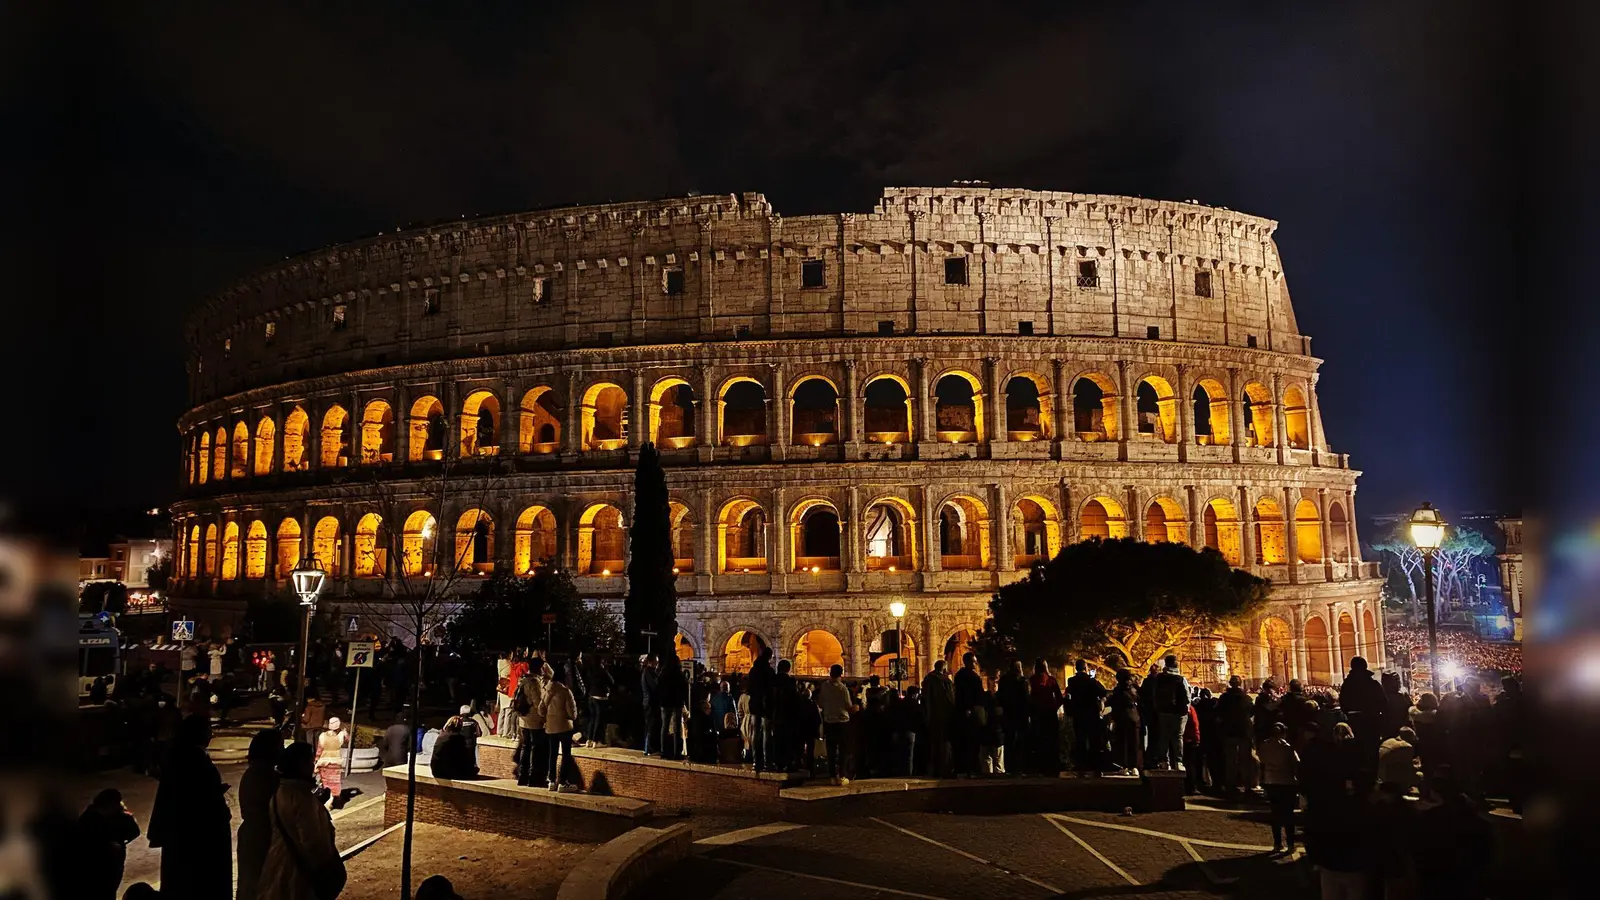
[77,789,141,900]
[147,714,232,899]
[237,728,283,900]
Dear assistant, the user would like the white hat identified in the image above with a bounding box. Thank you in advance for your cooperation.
[326,716,342,730]
[459,705,472,716]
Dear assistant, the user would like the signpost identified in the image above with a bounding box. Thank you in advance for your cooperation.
[542,612,557,652]
[344,641,376,773]
[171,619,195,643]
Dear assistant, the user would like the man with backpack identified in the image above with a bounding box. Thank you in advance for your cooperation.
[1151,655,1191,771]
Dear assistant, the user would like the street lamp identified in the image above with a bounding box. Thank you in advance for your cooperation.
[290,557,327,739]
[889,600,907,693]
[1409,503,1446,695]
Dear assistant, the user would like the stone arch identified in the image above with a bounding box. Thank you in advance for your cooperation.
[791,499,841,571]
[1361,607,1379,663]
[673,632,697,663]
[1304,615,1332,685]
[311,515,341,576]
[454,508,495,573]
[283,406,309,471]
[1241,382,1275,448]
[1079,495,1128,541]
[790,376,840,446]
[319,405,349,468]
[254,416,276,475]
[1294,498,1323,563]
[1283,383,1310,450]
[354,513,385,577]
[186,524,201,577]
[870,628,919,684]
[1191,376,1232,445]
[1328,501,1351,562]
[518,385,563,453]
[1254,497,1288,564]
[943,627,979,670]
[933,370,984,441]
[668,501,694,572]
[203,523,218,576]
[581,382,629,450]
[648,377,698,448]
[459,390,501,456]
[1336,611,1358,673]
[221,522,240,580]
[792,628,845,677]
[721,629,769,674]
[863,496,916,571]
[360,400,395,464]
[937,494,991,570]
[1203,497,1243,565]
[1259,616,1294,685]
[401,510,437,577]
[408,395,446,461]
[717,498,768,573]
[1144,496,1188,544]
[1004,372,1054,439]
[512,505,557,575]
[245,520,268,579]
[275,518,300,579]
[1070,372,1120,440]
[718,376,769,446]
[863,373,913,442]
[212,426,227,480]
[197,431,211,484]
[1135,375,1178,443]
[577,502,626,575]
[1013,495,1062,566]
[231,422,250,478]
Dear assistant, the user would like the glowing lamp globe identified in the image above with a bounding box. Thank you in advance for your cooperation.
[1409,502,1445,551]
[889,600,907,619]
[291,557,326,607]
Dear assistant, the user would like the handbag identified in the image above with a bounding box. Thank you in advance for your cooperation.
[271,796,347,900]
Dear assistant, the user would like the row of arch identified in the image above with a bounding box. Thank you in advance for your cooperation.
[184,368,1317,484]
[669,626,978,683]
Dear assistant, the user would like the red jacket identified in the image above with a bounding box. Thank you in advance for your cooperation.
[1183,705,1202,744]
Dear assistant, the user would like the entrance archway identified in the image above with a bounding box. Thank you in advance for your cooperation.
[722,631,768,675]
[870,630,919,684]
[943,628,976,669]
[792,629,845,677]
[1305,616,1331,685]
[1259,617,1293,685]
[1337,613,1357,674]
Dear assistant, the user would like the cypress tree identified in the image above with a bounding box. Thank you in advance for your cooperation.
[625,442,677,656]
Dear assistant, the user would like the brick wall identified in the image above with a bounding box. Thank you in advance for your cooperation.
[383,775,640,843]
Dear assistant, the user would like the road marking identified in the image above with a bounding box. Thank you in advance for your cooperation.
[695,822,805,846]
[331,795,385,821]
[1179,840,1237,885]
[338,821,404,860]
[1043,816,1140,886]
[868,816,1063,895]
[706,857,955,900]
[1044,813,1277,852]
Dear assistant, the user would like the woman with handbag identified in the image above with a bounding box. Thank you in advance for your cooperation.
[258,742,347,900]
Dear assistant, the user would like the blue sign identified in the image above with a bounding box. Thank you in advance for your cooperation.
[172,619,195,642]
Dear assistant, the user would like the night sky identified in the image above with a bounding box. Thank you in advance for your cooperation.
[16,2,1524,532]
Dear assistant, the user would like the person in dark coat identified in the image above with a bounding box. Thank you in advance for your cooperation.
[564,655,589,741]
[996,661,1029,775]
[951,653,985,776]
[1107,669,1141,772]
[1136,663,1161,768]
[380,712,416,767]
[1216,676,1254,792]
[1065,659,1108,773]
[769,659,798,771]
[237,728,283,900]
[1279,679,1317,750]
[639,655,662,756]
[147,714,232,899]
[1337,656,1386,787]
[430,719,479,779]
[1025,659,1062,776]
[583,652,615,746]
[1380,671,1411,740]
[921,661,957,777]
[745,648,775,771]
[77,789,141,900]
[656,659,688,761]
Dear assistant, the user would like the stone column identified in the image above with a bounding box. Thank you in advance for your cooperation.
[1292,606,1310,682]
[845,486,864,576]
[992,483,1013,571]
[769,363,787,461]
[843,360,862,457]
[1318,487,1334,581]
[555,501,575,571]
[442,381,460,461]
[495,505,514,575]
[1174,364,1190,462]
[503,379,520,455]
[921,486,942,574]
[1186,484,1200,547]
[1238,486,1256,567]
[1116,360,1133,461]
[1051,358,1068,454]
[263,520,277,588]
[699,368,718,462]
[1345,489,1361,566]
[1059,480,1077,546]
[1125,485,1142,541]
[915,357,934,443]
[243,411,257,480]
[770,486,788,593]
[563,371,582,456]
[696,490,714,577]
[1307,373,1323,466]
[1284,487,1301,584]
[1272,373,1288,465]
[1326,602,1342,680]
[629,371,646,452]
[985,357,1004,446]
[1227,367,1243,464]
[848,616,864,677]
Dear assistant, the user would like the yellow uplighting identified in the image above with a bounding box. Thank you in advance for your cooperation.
[601,568,612,577]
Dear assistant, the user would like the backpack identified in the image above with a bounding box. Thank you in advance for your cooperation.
[512,685,531,716]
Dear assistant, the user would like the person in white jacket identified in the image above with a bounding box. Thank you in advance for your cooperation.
[540,668,579,792]
[258,742,346,900]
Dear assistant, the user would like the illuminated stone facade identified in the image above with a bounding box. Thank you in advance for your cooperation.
[172,187,1383,686]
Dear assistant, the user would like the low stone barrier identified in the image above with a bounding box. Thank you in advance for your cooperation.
[778,771,1184,821]
[381,766,653,842]
[556,824,693,900]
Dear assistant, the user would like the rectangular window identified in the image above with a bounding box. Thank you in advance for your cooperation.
[423,290,440,315]
[877,320,895,336]
[801,259,825,289]
[1147,325,1160,340]
[531,276,547,304]
[944,257,968,285]
[595,331,614,346]
[1077,260,1099,288]
[734,324,752,340]
[1018,321,1034,336]
[223,338,231,357]
[663,267,686,295]
[1194,270,1213,297]
[1247,334,1258,349]
[264,322,276,343]
[332,305,347,330]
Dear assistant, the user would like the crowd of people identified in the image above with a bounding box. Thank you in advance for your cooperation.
[1384,623,1523,679]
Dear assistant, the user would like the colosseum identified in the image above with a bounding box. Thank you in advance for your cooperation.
[171,186,1384,687]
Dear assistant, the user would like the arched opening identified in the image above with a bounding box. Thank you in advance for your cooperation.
[254,416,276,475]
[944,629,976,670]
[401,511,437,577]
[1241,383,1275,448]
[1283,384,1310,450]
[718,378,769,446]
[1144,497,1187,544]
[518,386,563,454]
[408,396,447,461]
[1192,378,1232,445]
[275,519,300,580]
[203,524,218,576]
[1071,374,1120,440]
[870,630,919,683]
[863,499,914,571]
[1004,374,1052,440]
[312,516,341,576]
[863,375,913,443]
[197,432,211,484]
[1260,617,1294,685]
[283,407,309,471]
[578,504,626,575]
[1294,498,1323,563]
[186,525,201,577]
[581,383,629,450]
[1305,616,1331,685]
[360,400,395,464]
[1328,502,1351,563]
[1203,498,1243,565]
[673,633,696,663]
[669,502,694,573]
[1254,498,1287,565]
[718,499,768,574]
[794,502,841,571]
[933,372,982,442]
[354,513,385,577]
[648,378,697,448]
[1361,608,1378,662]
[938,496,990,570]
[722,631,768,674]
[221,522,240,580]
[792,629,845,677]
[319,406,349,468]
[1337,613,1357,673]
[1135,376,1177,443]
[790,377,840,446]
[460,391,501,456]
[1080,496,1128,541]
[1013,496,1061,567]
[513,506,558,575]
[212,427,227,480]
[454,509,495,574]
[231,422,250,478]
[245,520,267,579]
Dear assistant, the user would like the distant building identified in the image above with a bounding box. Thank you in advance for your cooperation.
[80,537,173,589]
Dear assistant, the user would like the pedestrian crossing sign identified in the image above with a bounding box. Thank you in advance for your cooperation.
[171,619,195,642]
[346,640,376,668]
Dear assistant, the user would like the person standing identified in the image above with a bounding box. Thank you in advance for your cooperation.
[656,659,688,761]
[179,642,197,684]
[237,728,283,900]
[315,717,347,803]
[1216,675,1254,792]
[921,660,956,778]
[1137,663,1161,767]
[1257,721,1299,853]
[746,649,775,770]
[1380,672,1410,740]
[76,789,141,900]
[1026,659,1063,776]
[564,655,588,743]
[147,715,232,899]
[639,655,662,756]
[584,652,615,747]
[541,668,579,790]
[258,742,347,900]
[495,651,514,738]
[514,659,547,787]
[892,686,923,776]
[996,661,1029,775]
[1336,656,1386,787]
[951,653,985,776]
[208,642,225,681]
[1065,660,1107,773]
[818,664,855,785]
[1151,655,1190,772]
[1107,668,1141,773]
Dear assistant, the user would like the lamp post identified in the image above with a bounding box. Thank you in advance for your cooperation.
[889,600,907,694]
[290,557,327,739]
[1409,503,1445,695]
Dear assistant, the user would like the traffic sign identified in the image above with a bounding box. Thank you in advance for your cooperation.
[171,619,195,642]
[346,640,376,668]
[346,616,359,634]
[888,658,909,680]
[541,613,558,625]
